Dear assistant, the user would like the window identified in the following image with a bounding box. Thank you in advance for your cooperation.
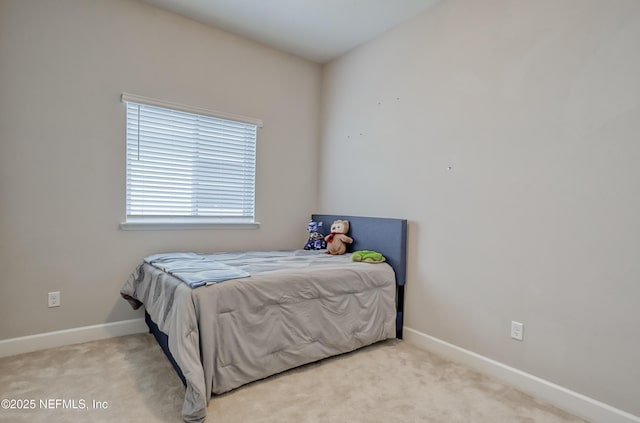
[121,93,262,230]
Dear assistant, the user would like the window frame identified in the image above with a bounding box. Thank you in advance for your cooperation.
[119,93,262,231]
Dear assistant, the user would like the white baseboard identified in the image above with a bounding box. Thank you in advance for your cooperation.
[0,318,147,358]
[403,327,640,423]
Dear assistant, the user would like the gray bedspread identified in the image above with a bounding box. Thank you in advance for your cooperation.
[144,252,251,288]
[121,250,396,423]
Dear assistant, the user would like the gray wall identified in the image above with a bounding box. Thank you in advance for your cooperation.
[0,0,321,339]
[320,0,640,416]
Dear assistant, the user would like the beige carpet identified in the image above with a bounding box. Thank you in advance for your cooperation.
[0,334,588,422]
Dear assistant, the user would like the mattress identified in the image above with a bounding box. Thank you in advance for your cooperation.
[121,249,397,422]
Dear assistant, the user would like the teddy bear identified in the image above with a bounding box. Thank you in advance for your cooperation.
[324,220,353,255]
[304,220,326,250]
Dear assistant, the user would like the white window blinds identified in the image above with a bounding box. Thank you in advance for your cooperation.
[123,95,259,224]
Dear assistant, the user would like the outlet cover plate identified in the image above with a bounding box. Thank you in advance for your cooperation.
[511,321,524,341]
[48,291,61,308]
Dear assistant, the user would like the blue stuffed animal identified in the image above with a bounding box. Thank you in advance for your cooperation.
[304,220,327,250]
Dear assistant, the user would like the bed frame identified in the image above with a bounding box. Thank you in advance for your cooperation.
[312,214,408,339]
[145,214,408,387]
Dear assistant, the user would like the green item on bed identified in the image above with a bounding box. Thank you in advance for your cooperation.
[351,250,386,263]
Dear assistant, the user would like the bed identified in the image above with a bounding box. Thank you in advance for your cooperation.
[121,214,407,423]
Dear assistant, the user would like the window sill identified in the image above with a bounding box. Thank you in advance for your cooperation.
[119,221,260,231]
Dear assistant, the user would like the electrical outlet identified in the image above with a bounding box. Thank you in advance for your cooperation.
[48,291,61,308]
[511,321,524,341]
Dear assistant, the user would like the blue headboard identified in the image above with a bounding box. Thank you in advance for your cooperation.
[311,214,408,338]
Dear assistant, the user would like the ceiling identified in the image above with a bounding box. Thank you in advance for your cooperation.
[143,0,440,63]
